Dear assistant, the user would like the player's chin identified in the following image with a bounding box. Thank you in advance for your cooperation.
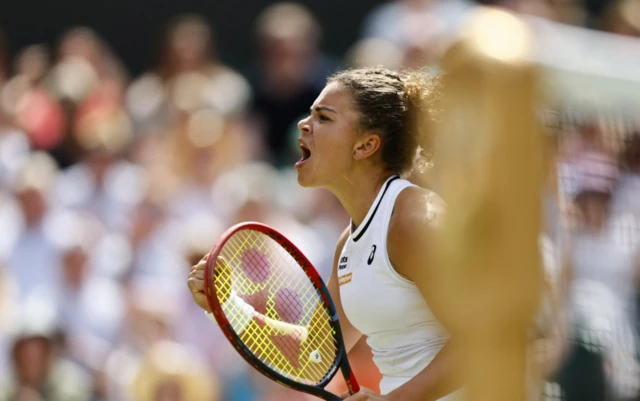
[296,170,315,188]
[295,166,321,188]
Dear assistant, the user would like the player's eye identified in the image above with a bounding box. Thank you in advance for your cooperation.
[318,114,330,122]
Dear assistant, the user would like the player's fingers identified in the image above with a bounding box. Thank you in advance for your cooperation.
[343,388,375,400]
[341,390,362,400]
[191,259,206,273]
[188,276,211,311]
[187,276,204,293]
[189,268,205,280]
[192,291,211,312]
[188,269,205,285]
[190,253,210,273]
[341,392,366,401]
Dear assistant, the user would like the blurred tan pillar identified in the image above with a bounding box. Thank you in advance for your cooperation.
[426,7,544,401]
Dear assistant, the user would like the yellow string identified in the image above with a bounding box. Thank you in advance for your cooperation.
[215,229,338,385]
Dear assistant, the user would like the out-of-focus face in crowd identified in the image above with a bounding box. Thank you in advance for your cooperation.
[16,187,46,227]
[166,16,213,72]
[256,3,321,90]
[12,336,52,389]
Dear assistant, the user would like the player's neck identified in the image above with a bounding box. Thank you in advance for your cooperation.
[328,170,393,231]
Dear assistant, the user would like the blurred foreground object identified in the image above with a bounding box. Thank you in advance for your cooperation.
[428,4,640,401]
[429,6,544,401]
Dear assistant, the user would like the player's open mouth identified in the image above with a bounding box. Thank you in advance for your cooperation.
[295,143,311,168]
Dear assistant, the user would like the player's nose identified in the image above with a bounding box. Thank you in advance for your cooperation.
[298,115,312,135]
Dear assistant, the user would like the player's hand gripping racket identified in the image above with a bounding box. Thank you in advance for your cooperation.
[203,222,360,401]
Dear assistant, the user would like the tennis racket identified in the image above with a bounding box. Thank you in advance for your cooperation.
[203,222,360,401]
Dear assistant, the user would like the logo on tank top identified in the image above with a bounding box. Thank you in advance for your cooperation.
[338,273,352,286]
[367,245,377,265]
[338,256,348,270]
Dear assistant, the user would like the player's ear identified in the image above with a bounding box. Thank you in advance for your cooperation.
[353,133,381,160]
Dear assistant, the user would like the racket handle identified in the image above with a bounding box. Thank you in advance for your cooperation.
[344,366,360,395]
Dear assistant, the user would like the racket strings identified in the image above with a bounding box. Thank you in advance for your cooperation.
[214,230,338,385]
[224,233,335,383]
[238,232,338,382]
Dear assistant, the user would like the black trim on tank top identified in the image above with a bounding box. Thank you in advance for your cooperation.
[352,175,400,242]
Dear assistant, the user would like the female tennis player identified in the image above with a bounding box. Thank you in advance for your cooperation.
[188,67,459,401]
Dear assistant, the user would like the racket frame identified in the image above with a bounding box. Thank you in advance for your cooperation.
[203,222,359,401]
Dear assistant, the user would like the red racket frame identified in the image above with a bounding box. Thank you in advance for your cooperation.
[203,222,360,401]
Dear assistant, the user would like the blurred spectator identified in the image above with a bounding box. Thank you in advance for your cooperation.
[553,155,640,401]
[608,132,640,286]
[0,301,93,401]
[163,110,253,223]
[55,241,126,374]
[126,14,251,135]
[129,341,220,401]
[487,0,564,21]
[42,27,129,168]
[0,189,25,263]
[344,38,405,70]
[125,15,254,229]
[0,260,16,385]
[558,122,618,205]
[612,131,640,346]
[613,133,640,221]
[5,152,62,304]
[48,27,128,101]
[126,197,184,282]
[598,0,640,36]
[361,0,473,68]
[101,280,180,401]
[1,44,52,110]
[1,45,67,153]
[247,2,339,167]
[0,130,31,195]
[0,26,9,86]
[55,139,145,232]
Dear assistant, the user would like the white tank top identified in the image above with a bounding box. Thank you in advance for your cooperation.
[337,175,452,396]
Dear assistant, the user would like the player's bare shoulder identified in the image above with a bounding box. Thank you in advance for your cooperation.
[387,187,446,270]
[393,186,446,230]
[387,186,446,280]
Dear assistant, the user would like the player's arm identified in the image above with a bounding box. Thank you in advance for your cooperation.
[385,187,461,401]
[328,227,363,354]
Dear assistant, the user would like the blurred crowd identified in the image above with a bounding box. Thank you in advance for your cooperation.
[0,0,638,400]
[536,115,640,401]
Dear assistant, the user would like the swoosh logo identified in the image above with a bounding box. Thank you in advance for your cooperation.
[367,245,377,265]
